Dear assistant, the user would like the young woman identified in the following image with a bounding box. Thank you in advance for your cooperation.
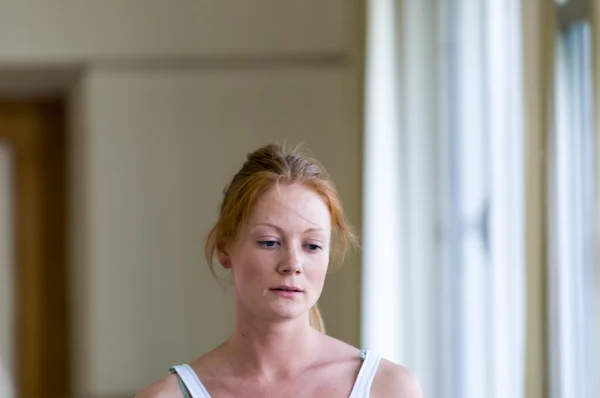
[137,144,422,397]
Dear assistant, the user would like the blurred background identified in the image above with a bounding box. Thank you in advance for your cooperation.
[0,0,597,397]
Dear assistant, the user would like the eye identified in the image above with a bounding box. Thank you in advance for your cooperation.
[304,243,322,252]
[258,240,279,249]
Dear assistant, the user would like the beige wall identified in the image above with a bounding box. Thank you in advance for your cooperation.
[522,0,555,397]
[0,1,346,59]
[0,1,364,397]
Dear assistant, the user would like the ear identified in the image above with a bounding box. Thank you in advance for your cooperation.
[217,249,232,269]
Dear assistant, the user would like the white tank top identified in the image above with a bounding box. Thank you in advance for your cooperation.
[170,350,381,398]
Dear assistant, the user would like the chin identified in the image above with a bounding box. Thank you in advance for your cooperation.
[267,304,310,322]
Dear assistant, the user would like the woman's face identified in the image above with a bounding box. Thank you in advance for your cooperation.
[223,183,332,324]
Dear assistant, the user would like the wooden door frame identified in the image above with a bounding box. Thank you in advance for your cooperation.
[0,99,70,398]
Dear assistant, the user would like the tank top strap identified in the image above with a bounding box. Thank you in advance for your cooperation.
[169,364,212,398]
[348,350,382,398]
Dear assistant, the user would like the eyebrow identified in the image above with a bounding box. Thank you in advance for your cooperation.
[252,222,329,234]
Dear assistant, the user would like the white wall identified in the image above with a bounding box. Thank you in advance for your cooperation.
[0,2,364,397]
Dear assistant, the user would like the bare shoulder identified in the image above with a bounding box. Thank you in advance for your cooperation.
[318,332,363,358]
[316,333,421,396]
[371,359,422,398]
[135,374,183,398]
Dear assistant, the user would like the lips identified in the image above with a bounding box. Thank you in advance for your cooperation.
[270,285,303,293]
[269,285,304,298]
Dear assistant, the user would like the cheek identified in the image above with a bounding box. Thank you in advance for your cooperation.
[306,253,330,284]
[230,249,273,287]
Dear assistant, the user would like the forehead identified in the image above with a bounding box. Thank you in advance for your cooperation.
[248,183,331,230]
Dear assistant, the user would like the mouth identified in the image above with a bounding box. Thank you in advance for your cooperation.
[269,285,304,298]
[270,285,303,293]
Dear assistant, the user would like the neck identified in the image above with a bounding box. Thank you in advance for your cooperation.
[224,311,320,379]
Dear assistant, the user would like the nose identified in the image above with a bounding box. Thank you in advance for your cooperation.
[277,248,303,275]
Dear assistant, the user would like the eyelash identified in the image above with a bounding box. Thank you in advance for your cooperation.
[258,240,279,248]
[305,243,322,251]
[257,241,323,251]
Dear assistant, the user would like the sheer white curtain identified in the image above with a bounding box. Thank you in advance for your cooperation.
[361,0,404,365]
[362,0,441,395]
[595,0,600,392]
[440,1,525,396]
[550,21,597,398]
[486,1,526,396]
[362,1,525,397]
[0,141,15,398]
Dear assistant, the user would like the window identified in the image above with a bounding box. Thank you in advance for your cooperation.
[363,1,525,397]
